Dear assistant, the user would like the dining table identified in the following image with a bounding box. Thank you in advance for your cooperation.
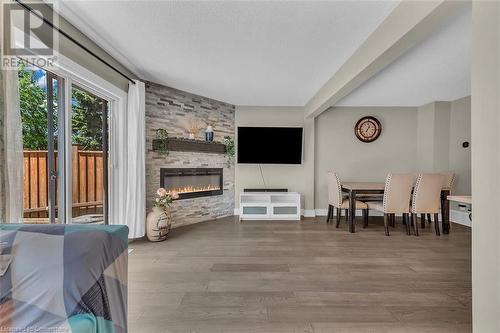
[341,182,451,234]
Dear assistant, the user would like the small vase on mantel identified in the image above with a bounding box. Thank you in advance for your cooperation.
[205,125,214,142]
[146,206,171,242]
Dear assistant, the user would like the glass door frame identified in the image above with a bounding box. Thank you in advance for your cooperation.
[46,71,66,224]
[63,75,113,225]
[18,52,126,225]
[69,82,110,225]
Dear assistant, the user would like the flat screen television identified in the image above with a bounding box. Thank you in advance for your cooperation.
[237,127,303,164]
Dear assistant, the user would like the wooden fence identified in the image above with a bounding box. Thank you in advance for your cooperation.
[23,146,104,218]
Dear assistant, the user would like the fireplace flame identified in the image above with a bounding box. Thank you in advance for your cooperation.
[167,184,221,195]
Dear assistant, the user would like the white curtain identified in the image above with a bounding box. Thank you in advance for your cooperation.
[0,68,23,223]
[123,80,146,238]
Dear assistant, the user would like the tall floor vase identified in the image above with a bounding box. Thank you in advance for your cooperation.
[146,206,171,242]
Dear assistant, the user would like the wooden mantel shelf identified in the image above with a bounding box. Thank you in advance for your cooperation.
[152,137,225,154]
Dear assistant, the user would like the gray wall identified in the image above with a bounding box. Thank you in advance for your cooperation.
[416,98,471,196]
[471,2,500,330]
[314,106,418,209]
[416,102,435,172]
[449,96,471,195]
[145,82,235,228]
[417,101,452,172]
[234,106,315,212]
[236,98,471,213]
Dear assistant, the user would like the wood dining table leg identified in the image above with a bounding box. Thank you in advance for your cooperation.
[349,190,356,233]
[441,190,450,234]
[412,213,419,236]
[336,207,341,228]
[434,213,440,236]
[404,213,411,235]
[383,213,389,236]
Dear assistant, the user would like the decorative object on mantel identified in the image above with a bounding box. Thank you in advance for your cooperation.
[146,188,179,242]
[154,128,169,155]
[223,136,235,167]
[152,137,225,154]
[185,117,204,139]
[205,125,214,142]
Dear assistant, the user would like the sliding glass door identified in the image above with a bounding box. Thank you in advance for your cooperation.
[18,63,110,224]
[70,84,109,225]
[19,63,64,223]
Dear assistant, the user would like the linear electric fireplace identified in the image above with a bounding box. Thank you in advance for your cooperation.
[160,168,223,200]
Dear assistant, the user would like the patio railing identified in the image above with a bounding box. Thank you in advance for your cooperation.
[23,146,104,218]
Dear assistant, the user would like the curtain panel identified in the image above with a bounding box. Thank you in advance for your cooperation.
[122,80,146,238]
[0,68,23,224]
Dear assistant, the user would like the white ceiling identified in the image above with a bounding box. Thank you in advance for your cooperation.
[336,7,471,107]
[58,0,399,106]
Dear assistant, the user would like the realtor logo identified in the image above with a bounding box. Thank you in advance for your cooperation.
[1,0,58,69]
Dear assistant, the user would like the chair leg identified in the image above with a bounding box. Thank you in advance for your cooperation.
[392,214,396,227]
[336,207,341,228]
[345,209,349,222]
[363,209,368,228]
[404,213,411,235]
[326,205,332,223]
[412,213,419,236]
[383,213,390,236]
[420,214,426,229]
[427,214,432,225]
[329,205,335,223]
[434,213,440,236]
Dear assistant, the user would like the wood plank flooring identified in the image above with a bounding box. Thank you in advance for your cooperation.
[128,216,471,333]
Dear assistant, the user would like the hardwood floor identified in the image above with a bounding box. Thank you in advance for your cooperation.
[128,216,471,333]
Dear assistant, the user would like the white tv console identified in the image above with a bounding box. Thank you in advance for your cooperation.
[239,192,301,221]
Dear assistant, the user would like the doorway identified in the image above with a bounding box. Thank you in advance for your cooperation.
[19,62,110,224]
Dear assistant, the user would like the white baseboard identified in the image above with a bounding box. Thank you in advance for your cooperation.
[315,208,328,216]
[234,207,469,226]
[234,208,316,217]
[450,209,472,227]
[301,209,316,217]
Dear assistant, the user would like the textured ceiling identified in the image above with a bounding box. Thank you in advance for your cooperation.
[58,0,399,105]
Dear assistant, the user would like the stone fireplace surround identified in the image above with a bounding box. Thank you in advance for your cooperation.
[145,81,235,228]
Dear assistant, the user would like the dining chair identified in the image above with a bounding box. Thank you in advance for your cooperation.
[410,173,445,236]
[326,171,368,228]
[365,173,415,236]
[421,171,455,229]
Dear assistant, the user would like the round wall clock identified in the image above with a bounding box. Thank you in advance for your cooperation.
[354,116,382,143]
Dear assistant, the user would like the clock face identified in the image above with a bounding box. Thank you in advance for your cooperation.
[354,116,382,143]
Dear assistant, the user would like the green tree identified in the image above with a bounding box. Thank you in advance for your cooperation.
[71,86,105,150]
[18,63,49,150]
[18,63,105,151]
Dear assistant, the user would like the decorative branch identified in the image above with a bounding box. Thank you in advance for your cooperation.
[223,136,235,167]
[154,128,169,155]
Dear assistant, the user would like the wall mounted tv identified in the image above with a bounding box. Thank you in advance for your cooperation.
[237,127,303,164]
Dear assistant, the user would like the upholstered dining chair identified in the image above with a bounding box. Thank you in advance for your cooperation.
[326,171,368,228]
[410,173,445,236]
[365,173,415,236]
[441,171,456,191]
[421,171,455,229]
